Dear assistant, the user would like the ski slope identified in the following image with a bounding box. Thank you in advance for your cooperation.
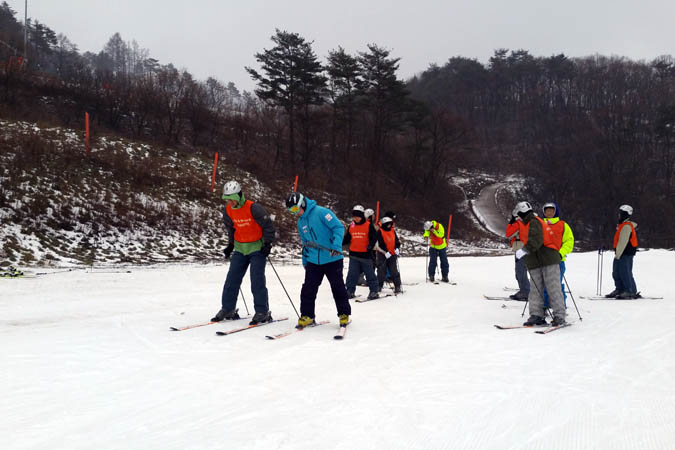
[2,250,674,450]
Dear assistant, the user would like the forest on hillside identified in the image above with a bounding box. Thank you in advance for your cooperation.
[1,1,674,248]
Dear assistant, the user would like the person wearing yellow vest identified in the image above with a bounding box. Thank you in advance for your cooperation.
[343,205,379,300]
[375,216,402,293]
[513,201,566,326]
[211,181,276,325]
[423,220,449,283]
[541,202,575,307]
[605,204,639,299]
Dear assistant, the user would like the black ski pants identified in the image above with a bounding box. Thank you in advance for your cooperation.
[300,259,351,318]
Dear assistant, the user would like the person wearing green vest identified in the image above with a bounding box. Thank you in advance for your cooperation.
[423,220,449,283]
[211,181,275,325]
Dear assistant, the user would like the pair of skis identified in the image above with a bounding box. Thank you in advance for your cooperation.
[484,295,527,301]
[354,293,396,303]
[171,317,348,340]
[266,320,350,340]
[580,295,662,300]
[494,323,572,334]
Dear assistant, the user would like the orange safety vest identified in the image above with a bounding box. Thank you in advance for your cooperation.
[521,217,563,251]
[429,223,445,247]
[226,200,263,243]
[349,222,370,252]
[380,228,396,254]
[614,222,638,249]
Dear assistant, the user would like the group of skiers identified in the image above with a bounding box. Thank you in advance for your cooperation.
[209,179,641,331]
[209,180,444,330]
[506,201,639,327]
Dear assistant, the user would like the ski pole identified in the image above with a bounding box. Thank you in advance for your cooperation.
[266,256,300,318]
[239,288,250,315]
[598,245,605,295]
[562,274,583,321]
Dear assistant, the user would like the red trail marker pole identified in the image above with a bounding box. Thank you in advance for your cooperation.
[211,152,219,192]
[447,214,453,240]
[85,112,90,157]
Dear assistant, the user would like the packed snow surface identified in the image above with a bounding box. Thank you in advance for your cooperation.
[2,250,674,450]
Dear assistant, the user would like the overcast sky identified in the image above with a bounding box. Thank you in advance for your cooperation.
[7,0,675,92]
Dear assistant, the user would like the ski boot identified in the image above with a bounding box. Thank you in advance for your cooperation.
[249,311,273,325]
[604,289,619,298]
[211,308,240,322]
[523,315,547,326]
[367,292,379,300]
[338,314,350,326]
[296,315,315,329]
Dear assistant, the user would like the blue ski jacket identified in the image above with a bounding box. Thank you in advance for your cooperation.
[296,198,344,266]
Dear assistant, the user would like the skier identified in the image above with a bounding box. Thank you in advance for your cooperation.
[541,202,575,307]
[343,205,379,300]
[356,207,377,286]
[605,205,639,299]
[514,201,566,326]
[375,216,402,293]
[423,220,449,282]
[285,192,351,329]
[211,181,276,325]
[505,209,530,300]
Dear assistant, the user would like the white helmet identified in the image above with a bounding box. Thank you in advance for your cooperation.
[513,201,532,216]
[352,205,365,213]
[543,202,556,211]
[364,208,375,219]
[380,216,393,225]
[619,204,633,215]
[423,221,432,231]
[222,180,242,200]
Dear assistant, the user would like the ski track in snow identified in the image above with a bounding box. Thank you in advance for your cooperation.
[1,250,674,450]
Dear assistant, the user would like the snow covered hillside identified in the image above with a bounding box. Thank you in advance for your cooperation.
[2,250,673,450]
[1,119,506,268]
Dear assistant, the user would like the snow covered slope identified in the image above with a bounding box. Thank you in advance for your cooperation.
[1,250,673,450]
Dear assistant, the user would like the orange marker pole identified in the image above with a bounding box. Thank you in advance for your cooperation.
[447,214,453,240]
[293,175,298,192]
[211,152,219,192]
[85,112,90,157]
[375,201,380,222]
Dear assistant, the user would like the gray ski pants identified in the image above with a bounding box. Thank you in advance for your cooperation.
[527,264,565,320]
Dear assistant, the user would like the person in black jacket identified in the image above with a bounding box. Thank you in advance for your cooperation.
[343,205,379,300]
[375,216,402,294]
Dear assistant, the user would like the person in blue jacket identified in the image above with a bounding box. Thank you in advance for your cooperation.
[286,192,351,329]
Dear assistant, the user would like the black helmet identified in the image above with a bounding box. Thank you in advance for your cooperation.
[286,192,306,214]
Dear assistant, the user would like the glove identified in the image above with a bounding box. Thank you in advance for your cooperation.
[261,242,272,257]
[509,215,517,225]
[224,243,234,259]
[385,252,392,259]
[515,248,528,260]
[395,248,400,256]
[366,244,373,252]
[329,249,341,257]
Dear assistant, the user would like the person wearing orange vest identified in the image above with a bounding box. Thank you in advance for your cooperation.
[343,205,379,300]
[505,208,530,300]
[606,204,639,299]
[541,202,575,307]
[375,216,402,293]
[211,181,276,325]
[423,220,449,282]
[513,201,566,327]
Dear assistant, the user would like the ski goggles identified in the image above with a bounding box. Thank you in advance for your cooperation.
[288,204,301,215]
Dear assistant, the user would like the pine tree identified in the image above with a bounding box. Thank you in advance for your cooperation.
[246,29,326,165]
